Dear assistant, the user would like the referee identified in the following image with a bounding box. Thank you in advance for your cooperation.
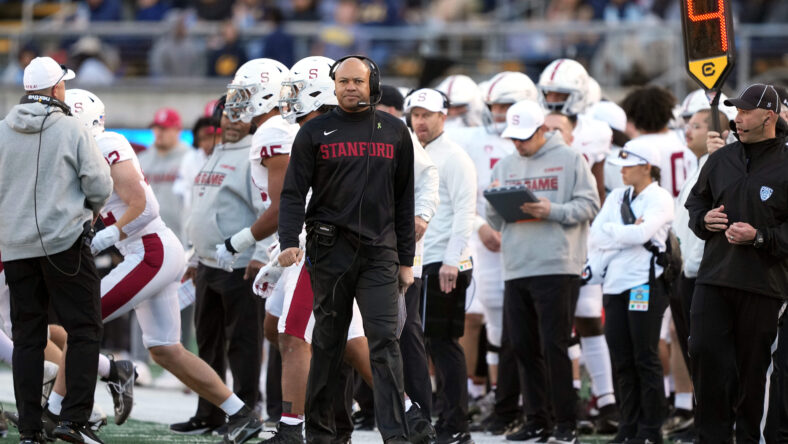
[278,56,415,443]
[685,83,787,443]
[0,57,112,443]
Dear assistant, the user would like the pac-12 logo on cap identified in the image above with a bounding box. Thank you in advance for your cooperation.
[761,186,773,201]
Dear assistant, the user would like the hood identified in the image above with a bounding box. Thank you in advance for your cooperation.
[4,102,65,134]
[530,131,565,159]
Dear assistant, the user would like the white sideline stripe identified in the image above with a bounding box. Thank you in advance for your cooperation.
[759,301,786,444]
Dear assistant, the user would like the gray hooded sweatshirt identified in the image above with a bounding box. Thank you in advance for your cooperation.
[188,135,266,269]
[486,132,600,281]
[0,102,112,261]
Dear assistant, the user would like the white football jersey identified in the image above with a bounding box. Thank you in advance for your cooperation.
[632,132,697,198]
[446,126,513,295]
[572,113,612,164]
[249,115,300,207]
[446,127,515,218]
[97,131,166,239]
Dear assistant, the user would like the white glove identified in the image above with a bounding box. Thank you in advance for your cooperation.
[214,243,237,272]
[90,225,120,256]
[215,227,256,271]
[253,261,284,298]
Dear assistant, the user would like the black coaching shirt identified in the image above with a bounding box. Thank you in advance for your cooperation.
[278,106,415,266]
[686,122,788,298]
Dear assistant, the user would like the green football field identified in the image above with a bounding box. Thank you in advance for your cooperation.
[0,419,646,444]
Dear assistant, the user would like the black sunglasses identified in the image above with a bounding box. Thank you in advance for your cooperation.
[618,149,649,164]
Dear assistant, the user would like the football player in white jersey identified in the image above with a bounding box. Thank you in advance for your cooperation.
[620,86,697,198]
[538,58,611,202]
[212,58,298,278]
[673,89,737,146]
[590,100,631,193]
[585,77,602,110]
[538,59,619,430]
[443,71,537,419]
[436,74,484,128]
[56,89,263,444]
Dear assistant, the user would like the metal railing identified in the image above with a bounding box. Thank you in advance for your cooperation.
[0,19,785,97]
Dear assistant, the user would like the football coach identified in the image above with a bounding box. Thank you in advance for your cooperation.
[0,57,112,443]
[686,83,788,443]
[277,55,415,444]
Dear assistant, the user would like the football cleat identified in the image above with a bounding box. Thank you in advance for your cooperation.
[102,358,135,425]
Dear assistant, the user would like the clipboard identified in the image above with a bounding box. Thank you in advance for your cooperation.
[483,185,539,223]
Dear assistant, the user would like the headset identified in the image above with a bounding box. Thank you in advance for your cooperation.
[20,94,72,116]
[736,117,770,134]
[210,94,226,128]
[329,55,382,107]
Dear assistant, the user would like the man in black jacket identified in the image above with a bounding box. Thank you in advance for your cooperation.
[277,56,415,443]
[685,83,787,443]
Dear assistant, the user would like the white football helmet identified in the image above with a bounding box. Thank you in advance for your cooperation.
[585,76,602,109]
[481,72,538,134]
[538,58,589,115]
[225,58,290,123]
[436,74,484,127]
[482,71,538,105]
[64,88,105,137]
[678,88,736,121]
[588,100,627,133]
[279,56,337,123]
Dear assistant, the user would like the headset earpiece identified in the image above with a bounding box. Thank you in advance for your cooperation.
[436,90,451,111]
[329,55,382,106]
[211,95,226,127]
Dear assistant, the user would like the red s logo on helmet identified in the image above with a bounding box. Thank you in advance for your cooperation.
[309,68,318,80]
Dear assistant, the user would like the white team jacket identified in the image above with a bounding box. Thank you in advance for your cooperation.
[422,132,476,268]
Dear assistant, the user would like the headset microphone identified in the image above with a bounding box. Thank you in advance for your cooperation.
[739,118,769,133]
[355,95,382,108]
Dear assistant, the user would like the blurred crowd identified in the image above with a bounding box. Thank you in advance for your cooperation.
[1,0,786,87]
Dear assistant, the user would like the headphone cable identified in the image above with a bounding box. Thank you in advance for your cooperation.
[33,107,84,277]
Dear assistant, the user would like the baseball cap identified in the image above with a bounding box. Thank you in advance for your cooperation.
[501,100,545,140]
[380,85,404,111]
[724,83,781,113]
[609,138,661,167]
[404,88,448,115]
[23,57,75,91]
[150,108,182,129]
